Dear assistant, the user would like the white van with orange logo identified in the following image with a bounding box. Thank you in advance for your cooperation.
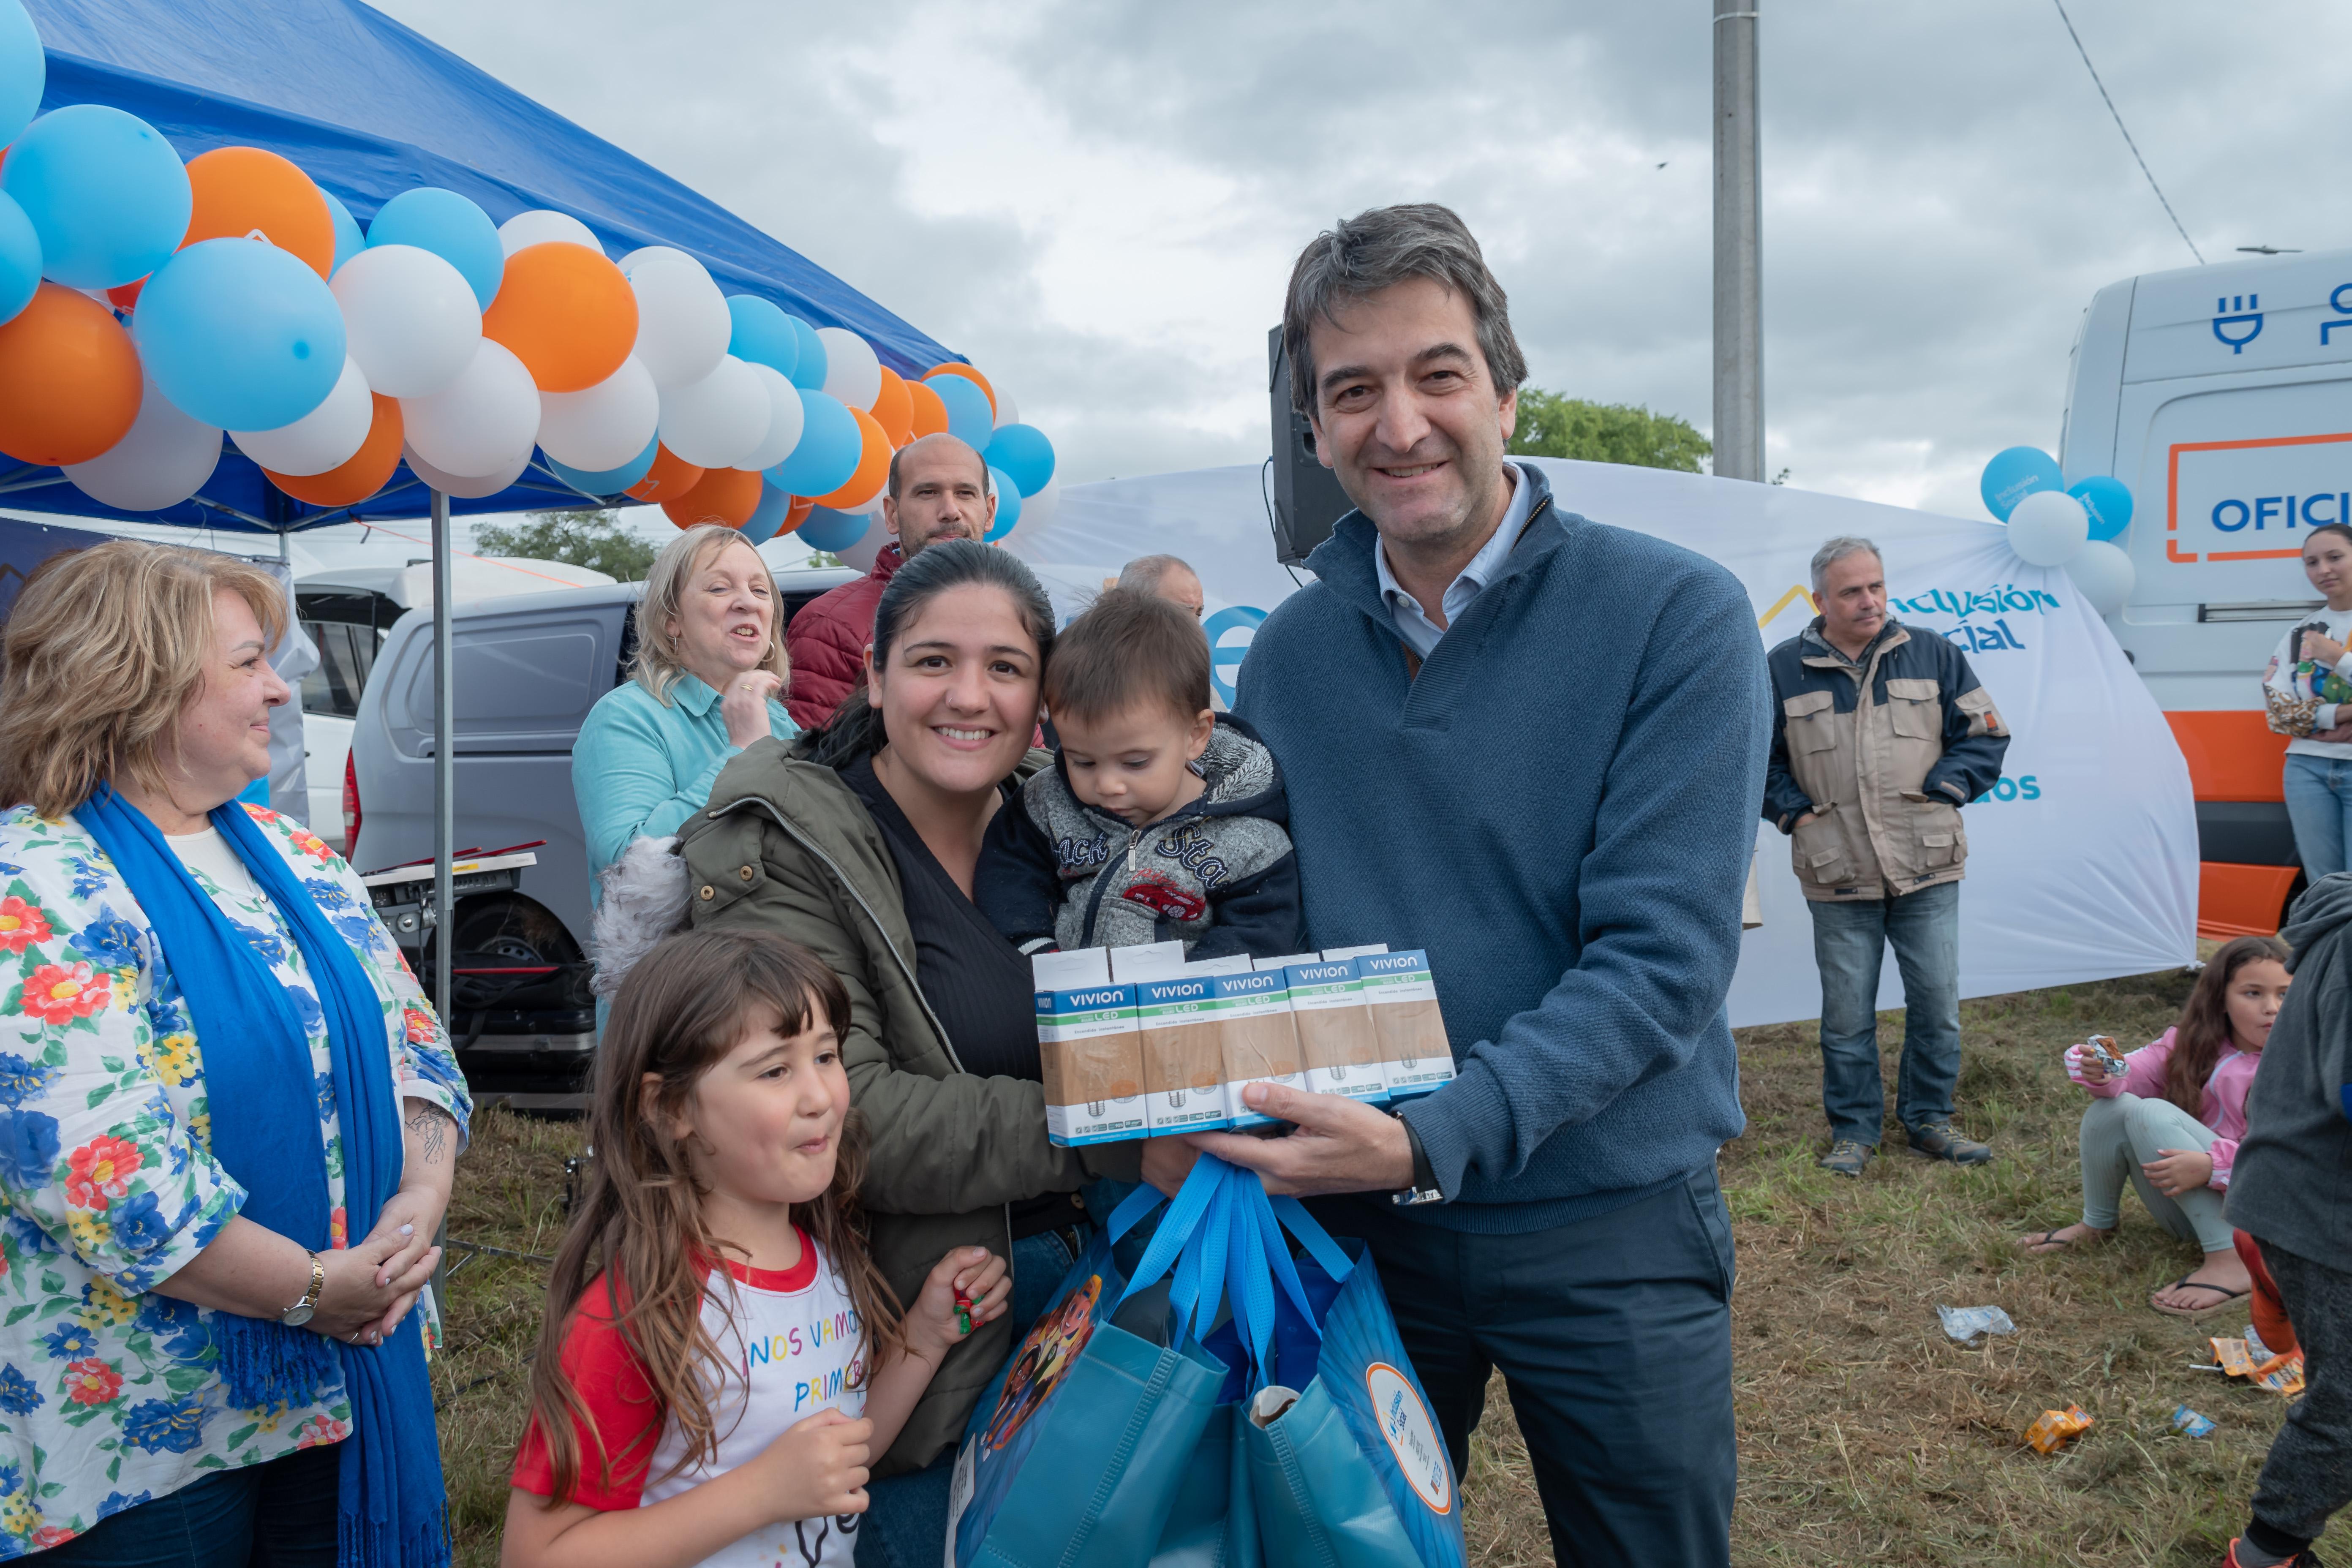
[2063,249,2352,934]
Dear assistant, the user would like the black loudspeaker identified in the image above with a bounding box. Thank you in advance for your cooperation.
[1267,325,1357,567]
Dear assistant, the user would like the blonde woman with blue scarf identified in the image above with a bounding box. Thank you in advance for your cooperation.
[0,540,469,1566]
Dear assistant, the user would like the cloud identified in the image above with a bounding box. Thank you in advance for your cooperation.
[371,0,2348,516]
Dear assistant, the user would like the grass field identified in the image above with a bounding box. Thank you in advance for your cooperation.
[430,966,2338,1567]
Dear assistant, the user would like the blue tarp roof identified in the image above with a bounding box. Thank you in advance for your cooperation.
[0,0,960,534]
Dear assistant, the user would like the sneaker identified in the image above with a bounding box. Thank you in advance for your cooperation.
[1817,1139,1872,1178]
[2226,1538,2325,1567]
[1906,1120,1993,1165]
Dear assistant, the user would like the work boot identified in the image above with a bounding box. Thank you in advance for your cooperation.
[1906,1119,1993,1165]
[1817,1139,1872,1178]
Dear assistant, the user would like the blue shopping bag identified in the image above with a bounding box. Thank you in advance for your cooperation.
[949,1174,1233,1568]
[1208,1174,1468,1568]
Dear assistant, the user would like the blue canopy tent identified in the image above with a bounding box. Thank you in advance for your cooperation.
[0,0,967,1040]
[1,0,962,534]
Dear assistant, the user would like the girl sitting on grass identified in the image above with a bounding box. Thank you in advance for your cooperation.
[2018,934,2291,1320]
[501,929,1010,1568]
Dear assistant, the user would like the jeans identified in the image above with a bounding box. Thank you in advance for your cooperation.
[2077,1092,2232,1252]
[1308,1167,1737,1568]
[1809,878,1962,1146]
[2284,753,2352,882]
[40,1442,340,1566]
[858,1225,1088,1568]
[2250,1242,2352,1552]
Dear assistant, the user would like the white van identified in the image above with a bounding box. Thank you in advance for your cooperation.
[297,557,614,849]
[2061,248,2352,935]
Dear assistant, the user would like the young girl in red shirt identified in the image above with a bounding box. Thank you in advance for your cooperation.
[503,930,1009,1568]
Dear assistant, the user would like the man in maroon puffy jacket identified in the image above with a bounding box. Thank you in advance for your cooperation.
[784,433,995,729]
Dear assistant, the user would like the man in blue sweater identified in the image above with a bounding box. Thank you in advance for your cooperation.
[1192,204,1767,1565]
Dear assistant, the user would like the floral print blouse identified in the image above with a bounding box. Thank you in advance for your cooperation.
[0,803,471,1555]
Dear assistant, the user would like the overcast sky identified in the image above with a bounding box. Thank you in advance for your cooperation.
[363,0,2345,521]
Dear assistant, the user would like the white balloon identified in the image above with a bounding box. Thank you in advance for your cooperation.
[2006,488,2091,567]
[498,210,602,257]
[229,355,372,476]
[332,243,483,399]
[2065,539,2135,616]
[62,380,221,511]
[401,338,540,477]
[815,327,882,412]
[1018,473,1059,533]
[403,442,531,500]
[657,354,768,468]
[993,390,1020,428]
[739,363,805,471]
[539,356,659,471]
[621,246,730,389]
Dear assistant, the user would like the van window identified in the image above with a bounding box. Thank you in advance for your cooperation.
[300,621,377,720]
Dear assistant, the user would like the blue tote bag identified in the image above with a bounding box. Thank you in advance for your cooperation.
[949,1176,1234,1568]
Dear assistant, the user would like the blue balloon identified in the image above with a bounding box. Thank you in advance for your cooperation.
[786,315,827,391]
[133,239,346,431]
[740,480,794,546]
[930,374,994,447]
[2068,475,2133,542]
[2,106,191,290]
[367,187,504,310]
[727,297,799,380]
[547,437,658,497]
[1979,445,2064,522]
[983,423,1055,498]
[0,190,39,326]
[321,190,365,277]
[0,1,46,149]
[984,466,1023,542]
[796,506,872,554]
[768,389,861,497]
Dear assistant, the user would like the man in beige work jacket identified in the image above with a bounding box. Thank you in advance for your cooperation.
[1764,536,2011,1178]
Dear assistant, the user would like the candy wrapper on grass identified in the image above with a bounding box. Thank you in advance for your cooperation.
[2024,1405,2094,1454]
[2171,1405,2216,1438]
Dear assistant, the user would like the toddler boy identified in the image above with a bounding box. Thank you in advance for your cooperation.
[977,588,1303,961]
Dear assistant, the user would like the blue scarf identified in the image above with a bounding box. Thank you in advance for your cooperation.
[78,788,448,1568]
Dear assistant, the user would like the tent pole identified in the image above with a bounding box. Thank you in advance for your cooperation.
[429,487,455,1326]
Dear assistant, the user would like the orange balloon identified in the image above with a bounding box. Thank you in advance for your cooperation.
[904,378,949,440]
[182,147,335,280]
[482,242,638,393]
[0,283,142,466]
[626,443,704,503]
[926,361,995,418]
[781,495,817,533]
[871,366,913,447]
[265,395,405,507]
[661,465,764,530]
[812,409,890,511]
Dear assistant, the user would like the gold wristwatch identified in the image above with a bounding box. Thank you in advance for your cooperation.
[281,1250,325,1327]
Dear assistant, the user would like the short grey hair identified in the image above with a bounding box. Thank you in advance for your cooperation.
[1282,203,1527,417]
[1810,536,1884,595]
[1116,554,1195,594]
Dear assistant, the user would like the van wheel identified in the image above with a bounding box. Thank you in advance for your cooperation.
[425,895,590,1019]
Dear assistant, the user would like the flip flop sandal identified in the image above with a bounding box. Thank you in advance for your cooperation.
[2020,1229,2077,1252]
[2150,1276,2251,1321]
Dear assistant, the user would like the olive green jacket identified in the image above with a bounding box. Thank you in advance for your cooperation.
[678,735,1140,1474]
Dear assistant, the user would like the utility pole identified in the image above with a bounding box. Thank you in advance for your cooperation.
[1712,0,1763,482]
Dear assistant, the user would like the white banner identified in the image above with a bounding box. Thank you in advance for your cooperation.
[1004,458,2198,1029]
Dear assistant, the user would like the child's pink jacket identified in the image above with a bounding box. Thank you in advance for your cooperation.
[2067,1026,2259,1186]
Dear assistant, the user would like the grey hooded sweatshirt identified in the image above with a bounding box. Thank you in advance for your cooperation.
[2228,871,2352,1263]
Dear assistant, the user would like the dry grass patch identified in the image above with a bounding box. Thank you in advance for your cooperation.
[438,966,2339,1566]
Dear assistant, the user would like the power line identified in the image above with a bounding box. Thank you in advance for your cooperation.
[2050,0,2203,264]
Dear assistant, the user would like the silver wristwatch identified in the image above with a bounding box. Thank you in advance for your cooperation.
[281,1250,325,1327]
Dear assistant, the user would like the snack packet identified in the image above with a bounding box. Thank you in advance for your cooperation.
[2023,1405,2094,1454]
[2170,1405,2216,1439]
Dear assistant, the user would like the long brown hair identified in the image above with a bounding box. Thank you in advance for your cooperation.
[2164,934,2292,1116]
[524,929,906,1506]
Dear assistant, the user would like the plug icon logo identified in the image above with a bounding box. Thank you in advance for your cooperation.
[2214,294,2264,353]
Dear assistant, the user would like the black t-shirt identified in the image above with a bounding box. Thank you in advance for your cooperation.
[841,754,1086,1239]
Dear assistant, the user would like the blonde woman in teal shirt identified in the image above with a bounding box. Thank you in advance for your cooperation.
[574,524,798,898]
